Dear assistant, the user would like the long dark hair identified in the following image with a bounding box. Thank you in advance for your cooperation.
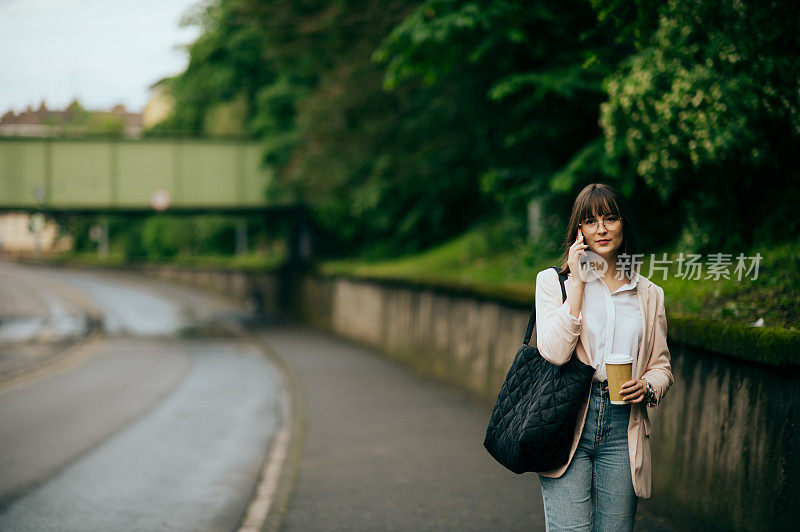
[556,183,638,279]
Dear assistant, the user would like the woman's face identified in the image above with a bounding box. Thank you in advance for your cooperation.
[579,211,624,262]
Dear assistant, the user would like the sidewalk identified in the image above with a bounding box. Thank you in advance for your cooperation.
[255,322,673,531]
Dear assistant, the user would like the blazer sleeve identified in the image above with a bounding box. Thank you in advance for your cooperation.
[641,285,675,407]
[534,268,582,366]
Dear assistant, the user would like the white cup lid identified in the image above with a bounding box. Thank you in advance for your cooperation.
[605,353,633,364]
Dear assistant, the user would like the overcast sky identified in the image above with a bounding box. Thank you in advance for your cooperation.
[0,0,203,114]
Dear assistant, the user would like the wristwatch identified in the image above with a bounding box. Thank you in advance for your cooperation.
[641,378,656,407]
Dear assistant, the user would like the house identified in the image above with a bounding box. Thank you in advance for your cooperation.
[0,100,143,138]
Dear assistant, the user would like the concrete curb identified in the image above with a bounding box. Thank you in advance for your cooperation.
[221,318,306,532]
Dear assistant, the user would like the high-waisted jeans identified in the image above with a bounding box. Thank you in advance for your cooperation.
[538,380,637,531]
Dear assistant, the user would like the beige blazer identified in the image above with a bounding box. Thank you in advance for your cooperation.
[533,267,675,499]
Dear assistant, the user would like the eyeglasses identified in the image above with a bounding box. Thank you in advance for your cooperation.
[580,214,622,233]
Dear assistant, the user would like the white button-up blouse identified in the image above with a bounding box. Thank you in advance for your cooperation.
[535,266,643,381]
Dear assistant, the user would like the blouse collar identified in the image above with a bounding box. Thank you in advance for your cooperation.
[586,264,639,292]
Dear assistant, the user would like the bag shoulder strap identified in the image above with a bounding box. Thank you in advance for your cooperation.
[523,266,568,345]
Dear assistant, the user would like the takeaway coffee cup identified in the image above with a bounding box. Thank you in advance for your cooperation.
[605,353,634,405]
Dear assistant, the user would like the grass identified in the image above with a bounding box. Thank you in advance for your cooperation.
[317,220,543,303]
[317,220,800,331]
[656,240,800,330]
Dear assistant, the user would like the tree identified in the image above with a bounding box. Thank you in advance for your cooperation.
[598,0,800,251]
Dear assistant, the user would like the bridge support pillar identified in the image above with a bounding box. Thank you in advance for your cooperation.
[235,219,248,255]
[287,211,313,269]
[91,217,109,259]
[276,209,313,316]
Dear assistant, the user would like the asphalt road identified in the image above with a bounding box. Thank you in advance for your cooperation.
[255,323,546,531]
[0,262,284,531]
[251,324,674,532]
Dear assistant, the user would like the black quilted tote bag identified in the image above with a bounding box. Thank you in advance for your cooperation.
[483,266,595,474]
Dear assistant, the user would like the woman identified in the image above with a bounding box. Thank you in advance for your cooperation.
[534,183,674,531]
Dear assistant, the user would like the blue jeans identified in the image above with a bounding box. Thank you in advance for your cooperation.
[538,380,638,531]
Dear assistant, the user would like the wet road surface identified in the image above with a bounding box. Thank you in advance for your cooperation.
[0,262,284,531]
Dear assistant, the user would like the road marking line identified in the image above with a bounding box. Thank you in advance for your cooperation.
[237,346,292,532]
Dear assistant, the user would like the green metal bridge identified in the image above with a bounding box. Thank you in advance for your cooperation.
[0,137,311,264]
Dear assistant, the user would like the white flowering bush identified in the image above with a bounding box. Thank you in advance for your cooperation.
[598,0,800,250]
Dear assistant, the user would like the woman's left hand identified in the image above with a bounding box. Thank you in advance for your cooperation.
[620,379,646,403]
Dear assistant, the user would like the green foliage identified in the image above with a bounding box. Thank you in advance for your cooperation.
[152,0,279,137]
[139,215,242,258]
[203,93,248,137]
[262,0,497,257]
[141,216,186,258]
[64,100,89,131]
[372,0,637,249]
[587,0,660,48]
[152,0,800,265]
[156,0,635,258]
[38,98,127,138]
[84,114,126,138]
[249,76,298,138]
[55,214,95,252]
[598,0,800,252]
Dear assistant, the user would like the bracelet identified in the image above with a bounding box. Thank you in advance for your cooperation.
[641,378,656,407]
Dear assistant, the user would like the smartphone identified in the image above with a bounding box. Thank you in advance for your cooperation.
[578,230,589,266]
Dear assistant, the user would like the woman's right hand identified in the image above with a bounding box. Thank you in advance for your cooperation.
[567,228,589,281]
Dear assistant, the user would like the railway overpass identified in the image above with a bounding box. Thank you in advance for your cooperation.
[0,137,311,265]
